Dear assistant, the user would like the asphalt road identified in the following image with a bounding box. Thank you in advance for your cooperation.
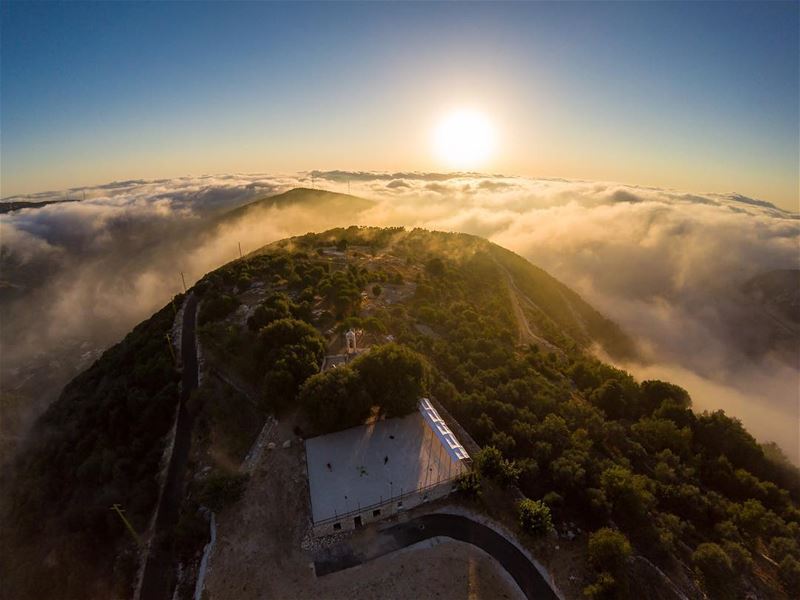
[315,513,559,600]
[139,293,199,600]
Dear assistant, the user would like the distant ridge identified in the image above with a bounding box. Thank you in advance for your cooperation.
[222,187,375,221]
[0,198,79,215]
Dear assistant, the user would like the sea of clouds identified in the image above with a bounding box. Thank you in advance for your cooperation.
[2,171,798,458]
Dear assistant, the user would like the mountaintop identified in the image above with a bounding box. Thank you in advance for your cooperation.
[2,225,799,600]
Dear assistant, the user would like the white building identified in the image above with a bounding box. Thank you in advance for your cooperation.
[304,399,470,536]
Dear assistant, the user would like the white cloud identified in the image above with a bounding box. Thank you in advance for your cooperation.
[2,171,798,458]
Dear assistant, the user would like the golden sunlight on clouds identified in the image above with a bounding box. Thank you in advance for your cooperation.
[433,109,496,170]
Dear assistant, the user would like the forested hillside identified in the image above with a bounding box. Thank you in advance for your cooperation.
[3,226,798,599]
[2,299,182,598]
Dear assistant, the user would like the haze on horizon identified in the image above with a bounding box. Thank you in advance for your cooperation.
[1,1,798,211]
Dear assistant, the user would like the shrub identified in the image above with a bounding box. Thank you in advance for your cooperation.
[247,293,292,331]
[518,499,552,536]
[199,293,240,326]
[456,470,481,497]
[779,555,800,597]
[721,541,753,572]
[692,542,734,597]
[196,473,249,513]
[372,284,382,297]
[587,528,632,574]
[475,446,520,487]
[542,491,564,508]
[583,572,617,599]
[425,257,445,277]
[769,536,799,562]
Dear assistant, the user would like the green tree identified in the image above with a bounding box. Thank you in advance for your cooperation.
[583,572,618,600]
[587,528,632,573]
[199,293,240,326]
[351,343,429,417]
[518,499,552,536]
[631,417,691,456]
[769,536,800,562]
[600,465,655,522]
[247,293,292,331]
[372,284,382,297]
[475,446,520,486]
[551,448,588,490]
[779,555,800,597]
[590,380,629,420]
[692,543,734,598]
[299,367,370,434]
[425,257,445,277]
[258,318,326,409]
[639,380,691,415]
[456,470,481,496]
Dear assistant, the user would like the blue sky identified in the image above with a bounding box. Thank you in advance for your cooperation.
[1,1,798,209]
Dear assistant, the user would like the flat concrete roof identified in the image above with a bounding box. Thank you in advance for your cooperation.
[305,411,467,524]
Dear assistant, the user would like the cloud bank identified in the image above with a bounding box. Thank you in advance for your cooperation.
[2,171,798,459]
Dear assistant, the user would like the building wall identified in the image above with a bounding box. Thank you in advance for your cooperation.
[312,478,459,537]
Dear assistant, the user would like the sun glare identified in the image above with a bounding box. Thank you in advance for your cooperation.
[434,109,495,170]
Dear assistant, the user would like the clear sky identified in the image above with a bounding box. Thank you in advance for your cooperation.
[1,1,798,210]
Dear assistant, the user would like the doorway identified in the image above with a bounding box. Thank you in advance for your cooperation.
[354,515,363,528]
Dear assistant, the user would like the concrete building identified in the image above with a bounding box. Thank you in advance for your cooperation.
[305,398,470,536]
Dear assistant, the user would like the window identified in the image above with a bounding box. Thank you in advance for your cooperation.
[333,522,341,531]
[397,501,403,508]
[354,516,363,528]
[372,509,381,517]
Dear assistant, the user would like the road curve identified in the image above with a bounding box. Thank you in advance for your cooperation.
[314,513,559,600]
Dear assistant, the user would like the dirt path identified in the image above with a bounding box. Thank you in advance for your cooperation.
[496,261,561,354]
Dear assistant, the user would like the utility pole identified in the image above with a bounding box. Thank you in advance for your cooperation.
[180,272,187,293]
[238,242,243,259]
[110,504,142,547]
[348,180,351,195]
[311,173,315,189]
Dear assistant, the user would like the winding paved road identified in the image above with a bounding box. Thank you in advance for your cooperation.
[139,293,199,600]
[314,513,559,600]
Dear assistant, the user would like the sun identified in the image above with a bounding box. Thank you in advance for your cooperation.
[434,109,495,170]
